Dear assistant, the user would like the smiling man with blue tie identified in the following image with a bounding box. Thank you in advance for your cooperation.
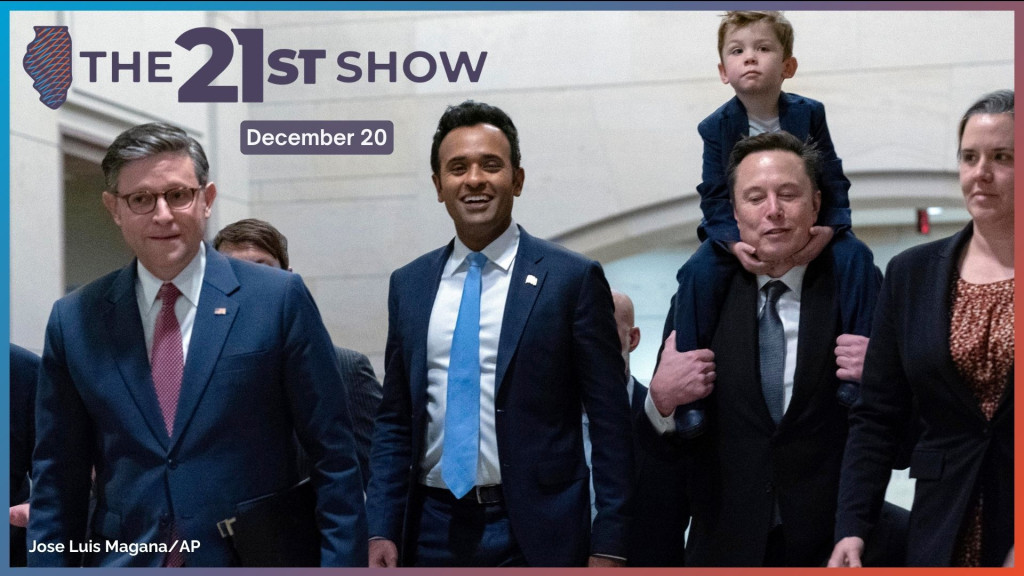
[28,122,367,567]
[366,101,634,567]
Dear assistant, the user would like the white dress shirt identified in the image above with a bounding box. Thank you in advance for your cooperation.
[646,265,807,434]
[135,242,206,364]
[420,222,519,488]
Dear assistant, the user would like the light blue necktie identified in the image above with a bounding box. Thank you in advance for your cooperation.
[759,280,789,425]
[442,251,487,498]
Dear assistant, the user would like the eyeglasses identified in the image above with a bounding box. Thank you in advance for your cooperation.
[116,187,202,215]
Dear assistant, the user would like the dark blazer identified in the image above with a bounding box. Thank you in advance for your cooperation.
[682,254,868,566]
[697,92,852,243]
[334,346,382,490]
[627,378,689,567]
[28,246,368,567]
[10,344,39,567]
[836,224,1013,567]
[366,226,633,567]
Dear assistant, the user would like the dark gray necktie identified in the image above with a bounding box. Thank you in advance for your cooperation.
[759,280,789,425]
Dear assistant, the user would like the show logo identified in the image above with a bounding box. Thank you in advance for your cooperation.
[23,25,487,109]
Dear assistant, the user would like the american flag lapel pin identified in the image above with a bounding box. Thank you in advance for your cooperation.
[525,275,538,286]
[214,307,227,315]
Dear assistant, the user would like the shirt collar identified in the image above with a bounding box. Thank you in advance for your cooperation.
[757,264,807,297]
[446,220,520,276]
[137,241,206,310]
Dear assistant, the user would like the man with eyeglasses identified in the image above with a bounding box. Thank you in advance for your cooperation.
[28,122,367,567]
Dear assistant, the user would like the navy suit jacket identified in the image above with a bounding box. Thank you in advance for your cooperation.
[28,246,367,567]
[366,226,633,566]
[697,92,852,243]
[837,224,1013,566]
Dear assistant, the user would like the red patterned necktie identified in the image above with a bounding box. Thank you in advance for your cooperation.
[152,283,184,436]
[152,283,185,567]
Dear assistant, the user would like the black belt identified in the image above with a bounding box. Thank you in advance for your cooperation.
[425,484,503,505]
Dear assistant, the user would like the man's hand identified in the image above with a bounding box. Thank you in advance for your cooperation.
[9,503,30,528]
[827,536,865,567]
[835,334,869,383]
[368,538,398,568]
[588,555,626,567]
[730,241,770,275]
[649,331,715,416]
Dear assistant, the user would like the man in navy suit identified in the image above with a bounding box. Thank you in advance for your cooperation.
[366,101,633,567]
[28,122,367,567]
[214,218,383,490]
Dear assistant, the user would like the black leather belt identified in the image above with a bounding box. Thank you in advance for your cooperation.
[425,484,503,505]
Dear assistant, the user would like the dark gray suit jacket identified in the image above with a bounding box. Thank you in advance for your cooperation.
[334,346,382,490]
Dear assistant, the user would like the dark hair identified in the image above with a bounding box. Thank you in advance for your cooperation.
[718,11,794,60]
[101,122,209,193]
[727,131,821,200]
[430,100,521,175]
[213,218,290,270]
[957,89,1014,153]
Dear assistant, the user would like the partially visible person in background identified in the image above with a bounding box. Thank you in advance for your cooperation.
[611,290,690,567]
[214,218,382,489]
[9,344,39,567]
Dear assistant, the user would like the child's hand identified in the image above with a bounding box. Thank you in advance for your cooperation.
[788,226,834,266]
[729,241,769,275]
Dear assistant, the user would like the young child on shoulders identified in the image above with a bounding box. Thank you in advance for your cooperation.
[672,11,880,436]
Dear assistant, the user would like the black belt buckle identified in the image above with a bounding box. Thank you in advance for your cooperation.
[470,484,502,504]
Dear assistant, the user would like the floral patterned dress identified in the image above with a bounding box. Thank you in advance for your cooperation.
[949,276,1014,567]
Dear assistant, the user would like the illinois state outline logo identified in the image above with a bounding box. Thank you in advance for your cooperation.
[23,26,73,110]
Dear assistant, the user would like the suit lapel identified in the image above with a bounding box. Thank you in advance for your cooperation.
[170,247,240,450]
[930,224,991,420]
[105,262,170,449]
[630,376,645,412]
[411,244,452,413]
[786,258,833,425]
[778,93,811,140]
[723,97,748,146]
[495,228,545,395]
[717,272,775,434]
